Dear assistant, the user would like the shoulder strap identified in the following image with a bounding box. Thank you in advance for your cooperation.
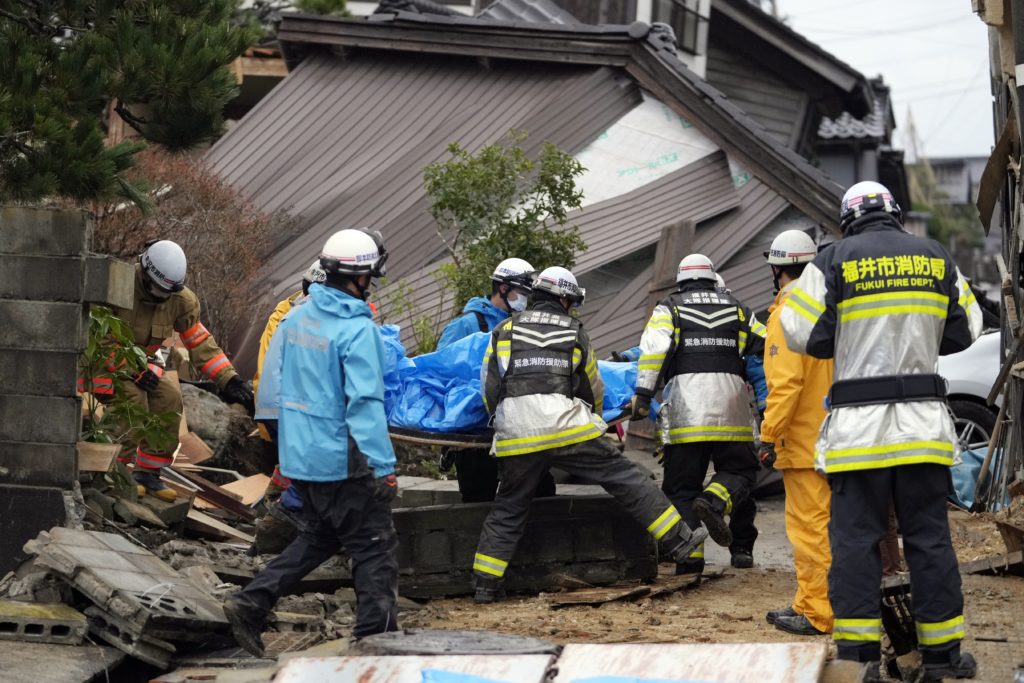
[474,311,488,333]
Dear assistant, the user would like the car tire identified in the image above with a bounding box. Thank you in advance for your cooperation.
[948,399,997,452]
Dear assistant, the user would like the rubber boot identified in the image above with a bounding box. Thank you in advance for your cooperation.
[923,652,977,680]
[473,576,506,604]
[693,495,733,547]
[730,549,754,568]
[133,469,177,503]
[223,596,267,657]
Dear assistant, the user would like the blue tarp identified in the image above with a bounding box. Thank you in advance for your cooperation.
[381,326,634,433]
[950,447,1010,511]
[420,671,510,683]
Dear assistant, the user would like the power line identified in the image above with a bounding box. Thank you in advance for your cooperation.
[793,13,972,37]
[921,60,990,143]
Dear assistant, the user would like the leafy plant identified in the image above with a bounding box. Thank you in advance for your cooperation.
[423,130,588,312]
[379,274,453,356]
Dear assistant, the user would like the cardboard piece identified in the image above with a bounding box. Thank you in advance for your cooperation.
[185,509,255,544]
[176,432,214,466]
[77,441,120,473]
[195,474,270,510]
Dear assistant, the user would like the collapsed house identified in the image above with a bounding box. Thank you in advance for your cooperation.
[205,0,908,375]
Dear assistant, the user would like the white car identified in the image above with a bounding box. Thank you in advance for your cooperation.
[938,330,1001,452]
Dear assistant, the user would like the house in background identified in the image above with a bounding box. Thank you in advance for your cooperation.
[206,3,879,376]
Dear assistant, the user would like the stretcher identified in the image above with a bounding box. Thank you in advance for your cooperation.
[387,410,631,449]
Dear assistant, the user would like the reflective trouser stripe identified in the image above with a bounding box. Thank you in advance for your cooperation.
[666,425,753,444]
[646,506,682,540]
[824,441,955,473]
[271,466,291,489]
[916,616,965,645]
[79,376,114,395]
[473,553,509,578]
[689,542,705,559]
[704,482,733,515]
[833,618,881,642]
[494,423,605,457]
[135,447,172,470]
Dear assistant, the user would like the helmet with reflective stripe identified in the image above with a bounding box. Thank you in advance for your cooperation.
[320,228,388,278]
[492,257,535,289]
[676,253,716,282]
[302,259,326,287]
[766,229,817,265]
[532,266,585,306]
[840,180,902,230]
[140,240,187,293]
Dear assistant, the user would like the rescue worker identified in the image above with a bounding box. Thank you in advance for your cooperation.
[225,229,399,654]
[757,229,834,637]
[252,260,327,498]
[472,266,707,603]
[632,254,766,575]
[780,181,981,679]
[437,258,554,502]
[116,240,254,502]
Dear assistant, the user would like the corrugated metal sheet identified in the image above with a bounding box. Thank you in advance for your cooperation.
[208,52,640,373]
[478,0,580,24]
[579,263,653,357]
[276,654,553,682]
[554,642,828,682]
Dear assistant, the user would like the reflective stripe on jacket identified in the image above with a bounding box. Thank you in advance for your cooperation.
[482,301,606,456]
[779,214,983,473]
[636,282,766,445]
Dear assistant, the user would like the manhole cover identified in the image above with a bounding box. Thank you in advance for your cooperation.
[357,628,558,656]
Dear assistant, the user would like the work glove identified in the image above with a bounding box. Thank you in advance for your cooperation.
[757,441,777,469]
[134,366,162,393]
[609,351,629,362]
[630,394,651,420]
[223,376,255,416]
[373,473,399,503]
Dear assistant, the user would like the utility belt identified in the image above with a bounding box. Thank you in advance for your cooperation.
[828,373,947,409]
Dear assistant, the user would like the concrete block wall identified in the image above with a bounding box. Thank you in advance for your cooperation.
[393,494,658,598]
[0,207,133,574]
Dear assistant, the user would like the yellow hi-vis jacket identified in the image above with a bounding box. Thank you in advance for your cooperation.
[253,290,302,442]
[761,281,833,470]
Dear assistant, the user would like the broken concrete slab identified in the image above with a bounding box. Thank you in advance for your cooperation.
[355,629,558,656]
[0,600,86,645]
[115,499,169,528]
[139,494,192,526]
[84,604,176,669]
[0,640,125,683]
[274,654,554,682]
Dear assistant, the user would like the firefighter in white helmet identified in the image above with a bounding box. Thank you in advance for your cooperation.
[758,229,835,637]
[226,228,399,655]
[631,253,767,575]
[436,257,555,503]
[471,266,707,603]
[780,181,981,678]
[110,240,253,502]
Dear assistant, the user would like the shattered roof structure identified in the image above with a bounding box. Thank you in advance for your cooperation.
[818,79,895,142]
[207,9,846,369]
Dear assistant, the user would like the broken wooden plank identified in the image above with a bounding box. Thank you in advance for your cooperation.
[210,564,352,594]
[995,520,1024,554]
[77,441,120,473]
[547,583,650,607]
[647,572,701,598]
[958,550,1023,577]
[185,509,255,544]
[176,431,214,466]
[169,467,255,521]
[195,474,270,511]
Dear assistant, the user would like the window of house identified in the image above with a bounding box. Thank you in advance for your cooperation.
[650,0,707,54]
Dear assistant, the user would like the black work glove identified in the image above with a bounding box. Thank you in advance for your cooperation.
[374,473,398,503]
[223,376,255,416]
[757,441,777,469]
[134,367,161,393]
[630,394,651,420]
[609,351,629,362]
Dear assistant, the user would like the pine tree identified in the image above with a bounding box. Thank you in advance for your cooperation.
[0,1,259,204]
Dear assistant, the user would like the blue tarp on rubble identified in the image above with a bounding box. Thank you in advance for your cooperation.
[381,325,635,433]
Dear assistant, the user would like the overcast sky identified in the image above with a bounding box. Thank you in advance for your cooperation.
[777,0,993,160]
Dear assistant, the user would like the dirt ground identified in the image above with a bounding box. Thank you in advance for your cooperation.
[403,504,1024,682]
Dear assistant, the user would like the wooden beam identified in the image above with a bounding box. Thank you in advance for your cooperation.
[647,219,695,312]
[238,56,288,79]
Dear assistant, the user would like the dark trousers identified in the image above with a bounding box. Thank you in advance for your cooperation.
[830,465,964,664]
[662,442,759,556]
[474,437,689,582]
[455,448,556,503]
[235,476,399,638]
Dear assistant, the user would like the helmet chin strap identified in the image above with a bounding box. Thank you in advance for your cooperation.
[771,265,783,296]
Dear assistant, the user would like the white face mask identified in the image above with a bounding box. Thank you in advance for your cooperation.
[508,292,528,312]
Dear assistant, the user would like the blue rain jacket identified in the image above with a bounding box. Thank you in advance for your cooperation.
[262,285,395,481]
[436,296,508,350]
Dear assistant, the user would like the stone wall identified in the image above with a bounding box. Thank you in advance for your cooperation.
[0,207,133,574]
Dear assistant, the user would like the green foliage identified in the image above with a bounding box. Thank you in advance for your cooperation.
[80,306,177,453]
[908,162,985,252]
[0,0,258,204]
[294,0,349,15]
[380,275,451,356]
[423,130,588,311]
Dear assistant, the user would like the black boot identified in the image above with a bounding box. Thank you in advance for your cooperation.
[693,496,732,547]
[923,652,977,680]
[730,549,754,568]
[766,606,797,625]
[473,576,506,604]
[664,526,709,565]
[223,596,267,657]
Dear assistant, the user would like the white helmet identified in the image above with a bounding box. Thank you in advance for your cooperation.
[301,259,326,295]
[320,228,388,278]
[840,180,902,230]
[765,230,817,265]
[715,273,727,289]
[140,240,187,294]
[492,258,535,289]
[532,266,585,306]
[676,253,716,282]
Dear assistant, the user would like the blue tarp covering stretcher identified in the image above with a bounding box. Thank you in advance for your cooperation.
[381,326,634,448]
